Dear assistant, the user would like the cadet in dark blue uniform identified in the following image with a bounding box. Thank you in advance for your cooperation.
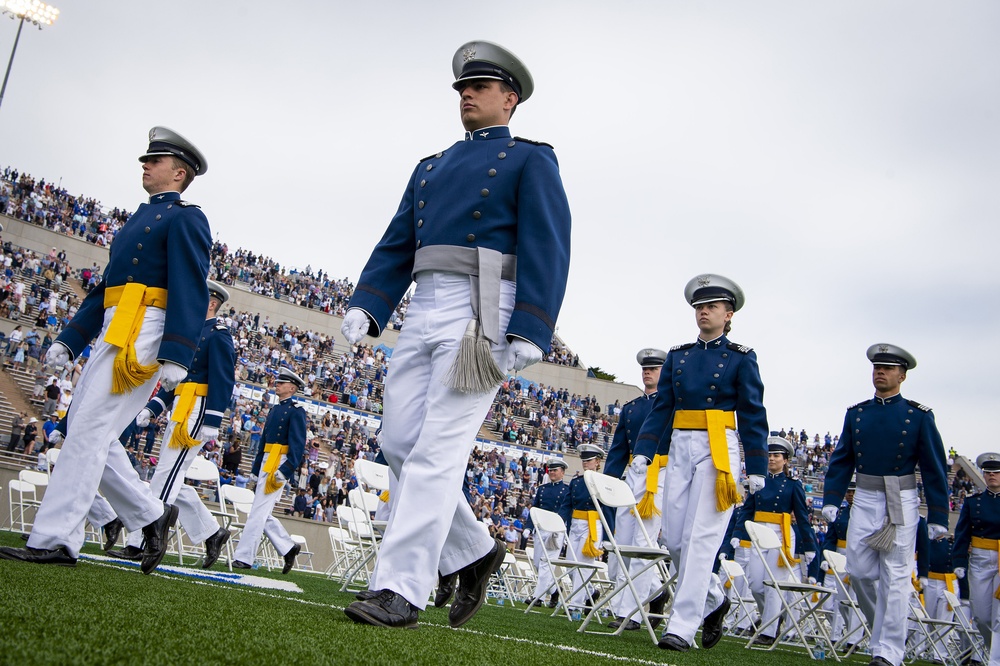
[733,436,817,645]
[527,458,571,607]
[606,348,668,630]
[632,274,769,652]
[823,480,865,644]
[953,452,1000,664]
[923,530,957,658]
[0,127,211,573]
[343,40,571,630]
[562,444,608,610]
[822,344,949,666]
[108,280,236,568]
[233,368,305,574]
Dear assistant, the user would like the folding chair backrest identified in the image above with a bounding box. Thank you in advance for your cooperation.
[529,507,568,536]
[19,470,48,487]
[185,455,220,483]
[582,470,635,508]
[744,520,782,550]
[354,459,390,492]
[942,590,962,610]
[224,486,256,519]
[824,550,848,576]
[719,557,747,580]
[45,447,60,473]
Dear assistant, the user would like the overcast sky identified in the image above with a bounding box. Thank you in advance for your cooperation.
[2,1,997,459]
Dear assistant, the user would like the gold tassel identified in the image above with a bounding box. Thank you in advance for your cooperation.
[445,320,505,394]
[169,423,202,449]
[715,472,740,512]
[110,312,159,394]
[264,473,285,495]
[582,539,604,559]
[379,490,390,503]
[636,492,659,519]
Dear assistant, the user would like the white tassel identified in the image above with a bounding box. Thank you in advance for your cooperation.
[863,516,897,553]
[446,320,505,394]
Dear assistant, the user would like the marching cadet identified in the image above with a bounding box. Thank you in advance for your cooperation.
[107,279,236,569]
[822,344,949,666]
[0,127,211,574]
[562,444,608,612]
[953,452,1000,666]
[733,435,817,645]
[632,274,769,652]
[342,40,571,630]
[526,458,572,608]
[231,368,305,574]
[604,348,669,631]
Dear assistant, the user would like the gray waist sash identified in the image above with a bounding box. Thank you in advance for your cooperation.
[857,473,916,532]
[412,245,517,344]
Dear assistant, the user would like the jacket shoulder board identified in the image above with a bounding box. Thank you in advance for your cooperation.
[906,399,932,412]
[175,200,200,208]
[847,400,869,410]
[670,342,696,351]
[419,150,446,163]
[514,136,554,149]
[726,342,753,354]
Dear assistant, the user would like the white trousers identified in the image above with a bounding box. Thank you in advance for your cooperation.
[531,529,565,600]
[847,486,919,666]
[233,453,294,562]
[660,428,738,643]
[922,575,957,659]
[87,494,116,528]
[969,547,1000,666]
[610,464,665,622]
[732,545,757,629]
[125,406,218,547]
[567,516,603,608]
[27,307,166,557]
[370,272,513,609]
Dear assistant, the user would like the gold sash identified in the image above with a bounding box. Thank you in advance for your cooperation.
[103,284,168,394]
[672,409,738,511]
[167,382,208,449]
[261,442,289,494]
[572,509,603,558]
[756,510,800,568]
[636,454,668,519]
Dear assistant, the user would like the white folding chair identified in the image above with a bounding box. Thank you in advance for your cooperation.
[525,507,602,622]
[169,456,223,565]
[822,550,871,655]
[743,520,839,660]
[337,500,379,592]
[325,525,360,579]
[906,590,961,665]
[44,447,60,476]
[353,459,390,532]
[217,485,256,571]
[719,557,759,635]
[6,479,37,533]
[289,534,315,571]
[943,590,988,665]
[577,470,673,644]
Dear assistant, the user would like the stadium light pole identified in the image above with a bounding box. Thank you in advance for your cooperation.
[0,0,60,113]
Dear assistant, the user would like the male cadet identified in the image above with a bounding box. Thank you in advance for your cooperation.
[953,452,1000,665]
[563,444,608,611]
[341,40,571,630]
[604,348,669,631]
[822,344,949,666]
[526,458,571,608]
[631,275,768,652]
[231,368,305,574]
[106,279,236,568]
[0,127,211,573]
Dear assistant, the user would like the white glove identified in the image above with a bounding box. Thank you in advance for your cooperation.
[249,473,258,484]
[918,577,928,590]
[928,523,948,540]
[730,537,742,549]
[505,339,542,373]
[135,408,153,429]
[48,429,63,445]
[822,505,839,523]
[199,426,219,443]
[341,309,369,345]
[954,567,966,579]
[158,361,187,392]
[804,551,816,565]
[747,475,765,494]
[45,342,70,367]
[807,576,817,585]
[630,456,649,476]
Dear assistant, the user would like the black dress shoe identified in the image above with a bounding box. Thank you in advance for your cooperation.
[344,589,419,628]
[869,658,894,666]
[282,544,301,574]
[609,618,640,631]
[201,528,230,569]
[106,545,143,561]
[433,571,457,608]
[752,634,776,646]
[547,590,560,608]
[448,538,505,628]
[585,590,600,608]
[648,589,668,629]
[356,589,379,601]
[700,597,731,649]
[232,560,252,569]
[140,504,178,575]
[102,518,124,552]
[0,545,77,567]
[658,633,690,651]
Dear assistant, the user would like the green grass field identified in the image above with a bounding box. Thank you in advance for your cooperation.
[1,530,880,665]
